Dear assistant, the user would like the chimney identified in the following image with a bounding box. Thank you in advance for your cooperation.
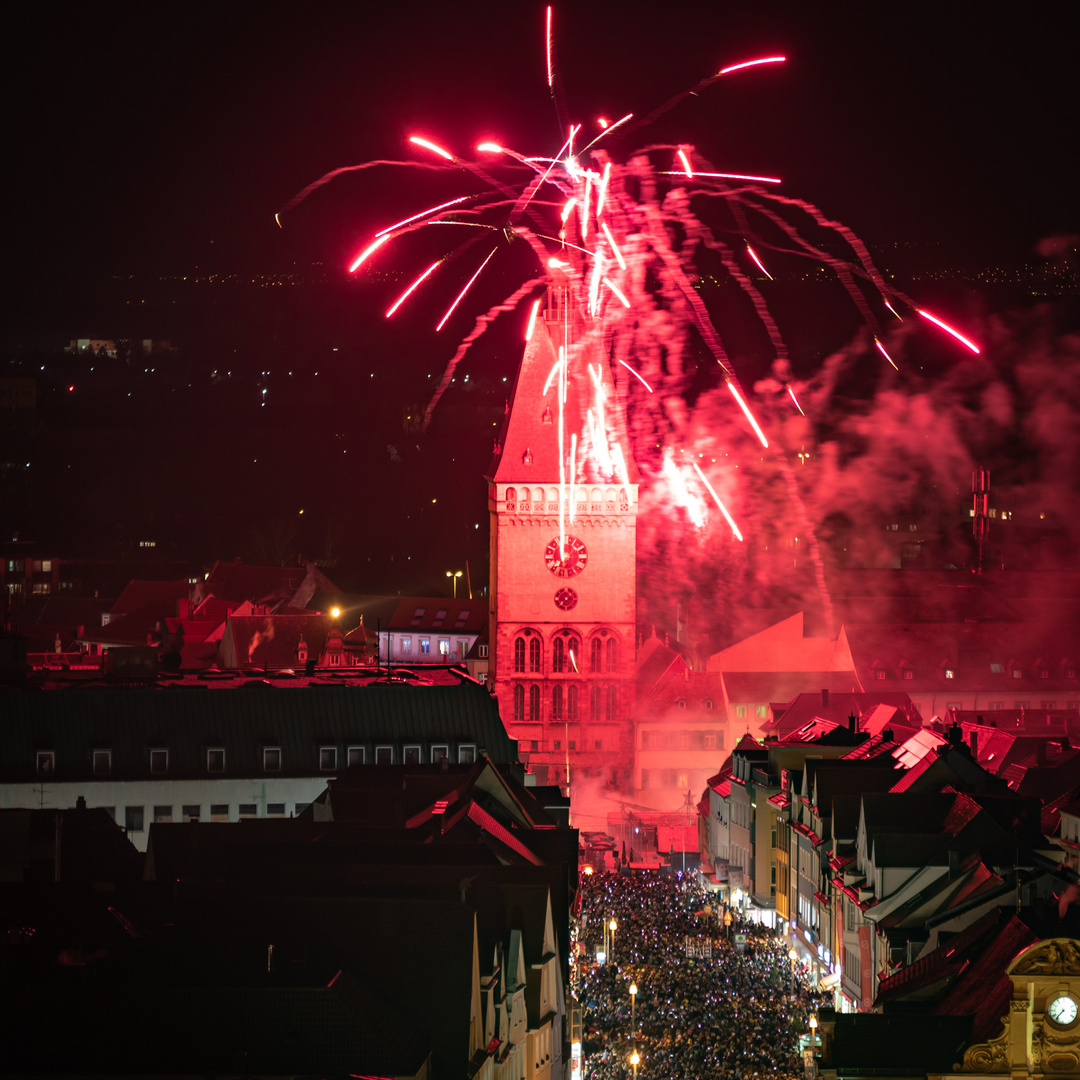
[848,713,857,735]
[75,796,86,810]
[969,731,978,759]
[821,688,829,707]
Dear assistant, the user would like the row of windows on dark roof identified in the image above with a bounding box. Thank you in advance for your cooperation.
[117,802,306,832]
[33,742,478,778]
[871,663,1077,681]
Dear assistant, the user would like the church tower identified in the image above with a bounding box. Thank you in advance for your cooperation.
[487,289,638,793]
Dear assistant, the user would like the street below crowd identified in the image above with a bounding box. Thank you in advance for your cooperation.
[577,872,827,1080]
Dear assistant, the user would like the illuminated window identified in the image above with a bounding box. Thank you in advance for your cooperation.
[263,747,281,772]
[439,639,450,656]
[756,705,768,718]
[35,751,53,776]
[207,748,225,773]
[400,636,412,654]
[990,663,1003,673]
[479,644,488,658]
[93,749,111,776]
[420,639,430,655]
[944,669,955,679]
[735,705,747,719]
[319,746,337,771]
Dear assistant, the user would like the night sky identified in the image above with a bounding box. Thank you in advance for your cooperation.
[6,2,1079,599]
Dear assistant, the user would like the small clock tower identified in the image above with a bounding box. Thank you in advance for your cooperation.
[487,290,638,793]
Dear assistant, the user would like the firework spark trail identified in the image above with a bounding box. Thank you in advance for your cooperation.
[691,461,743,541]
[424,277,548,427]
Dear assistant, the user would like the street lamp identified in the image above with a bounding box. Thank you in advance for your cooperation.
[789,947,798,991]
[809,1015,818,1075]
[629,982,637,1033]
[445,569,463,598]
[629,1050,639,1080]
[609,918,617,962]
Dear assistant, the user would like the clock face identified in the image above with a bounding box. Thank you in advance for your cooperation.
[554,587,578,611]
[1048,995,1078,1026]
[545,535,588,578]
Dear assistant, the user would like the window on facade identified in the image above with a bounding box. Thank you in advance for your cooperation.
[432,744,449,762]
[401,636,412,653]
[36,751,54,776]
[554,740,561,751]
[263,747,281,772]
[1015,701,1029,710]
[590,638,602,673]
[403,745,421,765]
[594,739,603,751]
[1039,668,1049,679]
[207,748,225,773]
[756,705,768,718]
[552,684,563,719]
[347,746,365,766]
[605,685,617,722]
[181,805,200,822]
[735,705,747,719]
[990,662,1004,673]
[903,669,913,680]
[988,701,1003,710]
[529,637,541,673]
[267,803,286,817]
[944,669,955,679]
[514,637,526,672]
[479,644,489,658]
[459,744,477,764]
[553,637,566,673]
[606,638,617,672]
[93,749,111,776]
[153,805,173,823]
[420,639,431,655]
[124,806,144,833]
[529,684,541,722]
[704,731,716,750]
[514,683,525,722]
[1012,668,1022,679]
[439,639,450,656]
[567,684,579,720]
[295,803,310,816]
[319,746,337,771]
[150,749,168,774]
[568,740,576,751]
[1041,700,1057,710]
[210,804,229,822]
[375,745,393,765]
[875,669,886,680]
[590,683,602,719]
[677,730,689,750]
[457,639,468,659]
[239,804,257,819]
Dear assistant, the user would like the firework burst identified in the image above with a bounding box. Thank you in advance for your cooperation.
[279,7,982,611]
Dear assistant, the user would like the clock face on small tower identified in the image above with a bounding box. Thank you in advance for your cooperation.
[544,535,588,578]
[1048,994,1079,1027]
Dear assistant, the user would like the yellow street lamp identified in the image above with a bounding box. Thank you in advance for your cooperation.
[789,946,798,990]
[629,982,637,1032]
[809,1015,818,1049]
[609,918,617,961]
[330,606,341,619]
[629,1050,639,1080]
[445,569,463,598]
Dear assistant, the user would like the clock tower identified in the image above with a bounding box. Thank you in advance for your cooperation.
[487,290,638,793]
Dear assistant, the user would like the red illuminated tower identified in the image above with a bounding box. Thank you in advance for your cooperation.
[487,290,639,793]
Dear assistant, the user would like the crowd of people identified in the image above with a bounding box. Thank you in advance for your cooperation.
[576,871,829,1080]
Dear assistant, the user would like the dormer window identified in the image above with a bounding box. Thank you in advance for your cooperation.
[944,669,955,680]
[903,669,914,680]
[875,669,886,681]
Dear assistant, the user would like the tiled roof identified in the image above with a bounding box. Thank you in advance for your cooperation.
[111,577,189,616]
[198,560,340,607]
[387,597,488,634]
[723,672,862,708]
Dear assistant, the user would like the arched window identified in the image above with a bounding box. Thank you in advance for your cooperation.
[567,684,579,720]
[529,637,541,673]
[590,683,602,718]
[519,489,530,511]
[529,684,541,722]
[514,637,526,673]
[553,637,565,673]
[606,638,617,673]
[513,683,525,722]
[566,635,581,672]
[552,684,563,719]
[605,685,617,721]
[506,487,517,512]
[590,638,602,673]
